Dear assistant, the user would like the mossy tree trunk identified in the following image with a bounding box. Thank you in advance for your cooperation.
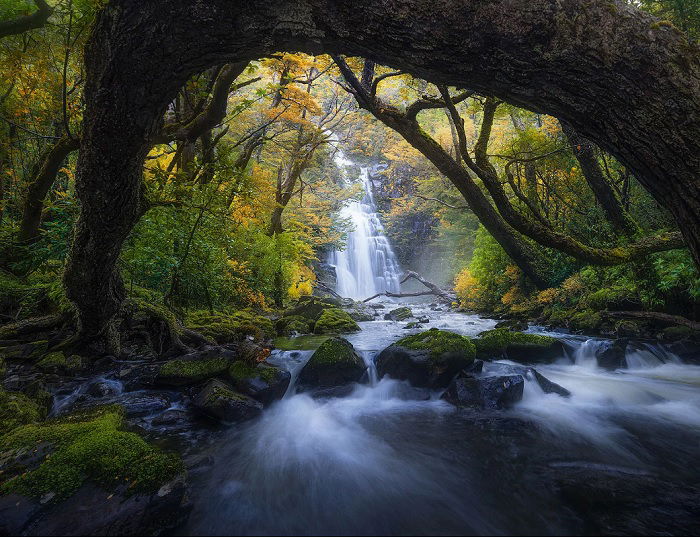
[66,0,700,351]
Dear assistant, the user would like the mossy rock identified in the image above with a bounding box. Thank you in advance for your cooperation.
[376,329,475,389]
[0,389,45,435]
[282,296,339,322]
[192,379,263,422]
[156,357,229,386]
[272,335,329,351]
[0,357,6,378]
[384,306,413,321]
[36,351,67,372]
[403,321,423,329]
[314,308,360,334]
[660,325,700,342]
[614,320,644,338]
[229,361,290,406]
[275,315,314,336]
[298,337,365,387]
[569,310,603,333]
[0,405,182,501]
[186,310,274,343]
[474,329,564,364]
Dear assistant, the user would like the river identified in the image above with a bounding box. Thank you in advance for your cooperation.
[182,302,700,535]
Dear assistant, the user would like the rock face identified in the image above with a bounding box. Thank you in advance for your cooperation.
[474,329,564,364]
[384,306,413,321]
[229,362,290,405]
[441,374,524,409]
[297,337,365,388]
[376,329,475,389]
[192,379,262,422]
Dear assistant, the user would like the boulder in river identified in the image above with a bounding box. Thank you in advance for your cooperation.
[229,361,290,405]
[298,337,366,388]
[494,319,528,332]
[441,373,524,409]
[313,308,361,334]
[596,339,628,370]
[384,306,413,321]
[376,328,475,389]
[345,302,376,322]
[193,379,263,422]
[474,329,564,363]
[485,362,571,397]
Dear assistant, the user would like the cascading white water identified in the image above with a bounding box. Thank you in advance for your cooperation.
[328,164,402,300]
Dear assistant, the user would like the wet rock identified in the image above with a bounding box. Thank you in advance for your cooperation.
[345,302,375,322]
[463,359,484,375]
[614,320,644,338]
[151,409,190,427]
[310,384,357,399]
[665,339,700,365]
[384,306,413,321]
[376,329,475,389]
[193,379,262,423]
[116,392,172,417]
[298,337,365,388]
[441,374,524,409]
[482,363,570,397]
[474,329,565,364]
[229,362,290,405]
[87,379,122,398]
[7,477,191,536]
[403,321,423,329]
[596,339,628,370]
[417,316,430,324]
[369,303,385,309]
[494,319,528,332]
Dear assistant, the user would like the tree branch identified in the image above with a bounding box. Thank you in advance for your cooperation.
[0,0,52,39]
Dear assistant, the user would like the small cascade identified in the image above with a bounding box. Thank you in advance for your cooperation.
[359,350,379,386]
[328,164,402,300]
[567,338,606,369]
[625,342,682,369]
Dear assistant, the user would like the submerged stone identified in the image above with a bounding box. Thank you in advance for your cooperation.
[441,374,524,409]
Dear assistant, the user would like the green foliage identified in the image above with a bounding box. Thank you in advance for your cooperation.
[313,308,360,334]
[397,328,475,360]
[275,315,314,336]
[0,406,182,500]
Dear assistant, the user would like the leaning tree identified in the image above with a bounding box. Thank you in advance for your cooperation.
[9,0,694,352]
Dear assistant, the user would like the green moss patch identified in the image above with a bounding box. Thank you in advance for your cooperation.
[314,308,360,334]
[0,389,44,435]
[157,357,229,385]
[474,329,556,358]
[0,405,182,501]
[396,328,475,360]
[282,296,338,322]
[308,337,361,366]
[385,306,413,321]
[229,361,278,384]
[186,310,274,343]
[272,335,329,351]
[276,315,314,336]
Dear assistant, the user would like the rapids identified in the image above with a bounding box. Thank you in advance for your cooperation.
[182,302,700,535]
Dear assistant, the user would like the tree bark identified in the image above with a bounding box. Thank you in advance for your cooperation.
[18,135,80,244]
[67,0,700,350]
[0,0,52,39]
[560,121,638,236]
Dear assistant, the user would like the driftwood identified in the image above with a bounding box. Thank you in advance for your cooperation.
[363,271,455,303]
[604,310,700,331]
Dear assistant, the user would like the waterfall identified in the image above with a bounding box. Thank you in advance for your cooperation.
[328,164,402,300]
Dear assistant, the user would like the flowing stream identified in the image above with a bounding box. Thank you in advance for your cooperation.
[182,304,700,535]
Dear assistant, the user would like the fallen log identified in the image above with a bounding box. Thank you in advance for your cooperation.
[603,311,700,331]
[363,271,455,303]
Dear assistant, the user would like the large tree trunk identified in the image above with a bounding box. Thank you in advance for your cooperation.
[67,0,700,350]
